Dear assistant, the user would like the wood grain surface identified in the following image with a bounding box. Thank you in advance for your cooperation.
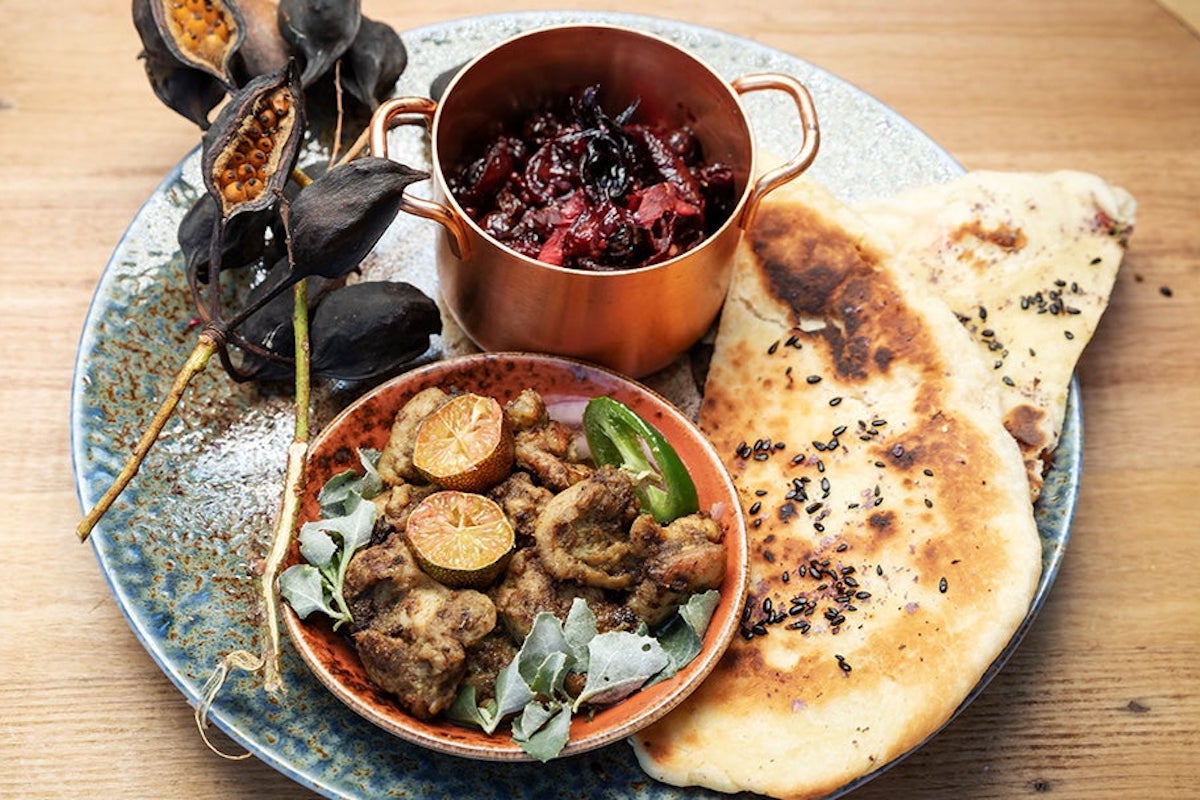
[1,1,1197,798]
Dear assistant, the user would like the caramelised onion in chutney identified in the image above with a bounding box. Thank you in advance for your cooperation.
[446,85,737,271]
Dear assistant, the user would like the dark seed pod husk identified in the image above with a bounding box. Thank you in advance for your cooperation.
[277,0,361,88]
[234,0,290,80]
[341,16,407,110]
[138,50,227,129]
[286,157,428,280]
[309,281,441,382]
[178,194,277,281]
[132,0,246,89]
[430,60,467,102]
[223,257,342,381]
[201,61,305,221]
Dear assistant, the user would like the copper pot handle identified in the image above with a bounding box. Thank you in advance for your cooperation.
[369,96,471,259]
[732,73,820,229]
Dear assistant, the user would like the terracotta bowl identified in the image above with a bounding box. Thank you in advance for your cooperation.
[282,352,749,761]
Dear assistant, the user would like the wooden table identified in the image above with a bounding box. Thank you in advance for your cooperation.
[3,0,1197,797]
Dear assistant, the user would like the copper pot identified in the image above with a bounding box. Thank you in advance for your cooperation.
[371,24,818,377]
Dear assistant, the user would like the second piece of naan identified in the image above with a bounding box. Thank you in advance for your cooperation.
[630,178,1042,800]
[858,170,1135,498]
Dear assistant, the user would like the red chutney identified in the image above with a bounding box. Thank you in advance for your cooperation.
[446,85,737,272]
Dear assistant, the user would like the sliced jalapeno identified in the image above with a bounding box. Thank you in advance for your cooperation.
[582,396,699,523]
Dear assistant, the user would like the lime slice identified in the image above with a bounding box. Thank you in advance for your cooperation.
[412,393,514,492]
[405,491,515,588]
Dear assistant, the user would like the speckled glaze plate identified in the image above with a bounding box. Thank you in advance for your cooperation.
[70,10,1079,800]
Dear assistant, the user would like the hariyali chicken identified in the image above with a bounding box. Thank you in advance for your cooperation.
[344,532,496,719]
[326,387,725,722]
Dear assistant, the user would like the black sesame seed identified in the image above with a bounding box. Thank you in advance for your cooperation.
[806,374,822,384]
[829,397,843,407]
[876,565,884,576]
[782,571,790,583]
[814,522,825,533]
[768,340,780,354]
[925,498,933,508]
[805,501,823,515]
[1161,286,1174,297]
[1064,330,1075,340]
[817,459,826,473]
[939,577,948,593]
[856,591,871,600]
[753,518,763,528]
[844,576,859,587]
[836,542,848,552]
[791,454,805,465]
[923,468,934,477]
[832,425,847,437]
[749,501,762,515]
[813,440,828,452]
[756,489,767,497]
[979,306,988,320]
[872,419,887,427]
[752,623,768,636]
[1090,256,1102,265]
[1003,375,1015,386]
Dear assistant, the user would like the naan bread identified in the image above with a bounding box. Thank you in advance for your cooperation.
[630,178,1042,800]
[858,170,1135,498]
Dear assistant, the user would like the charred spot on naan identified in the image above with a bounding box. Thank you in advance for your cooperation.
[750,203,942,386]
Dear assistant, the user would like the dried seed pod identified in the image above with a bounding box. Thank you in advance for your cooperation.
[132,0,245,88]
[341,15,407,110]
[201,62,304,220]
[308,281,441,382]
[430,60,467,102]
[222,257,341,381]
[234,0,290,79]
[286,157,428,280]
[178,194,279,282]
[139,49,227,129]
[277,0,361,87]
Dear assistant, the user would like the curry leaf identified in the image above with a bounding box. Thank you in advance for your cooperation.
[317,448,383,516]
[298,525,337,569]
[563,597,597,671]
[573,631,669,711]
[278,564,337,620]
[511,701,572,763]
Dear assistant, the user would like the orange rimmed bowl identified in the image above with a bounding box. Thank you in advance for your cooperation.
[281,352,749,761]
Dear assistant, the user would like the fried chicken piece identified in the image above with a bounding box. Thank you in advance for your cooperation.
[625,512,726,627]
[459,629,519,704]
[506,389,592,491]
[532,465,641,590]
[504,388,551,432]
[344,533,497,719]
[490,548,640,640]
[488,471,554,541]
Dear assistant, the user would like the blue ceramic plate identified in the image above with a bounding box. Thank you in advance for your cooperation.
[70,11,1077,800]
